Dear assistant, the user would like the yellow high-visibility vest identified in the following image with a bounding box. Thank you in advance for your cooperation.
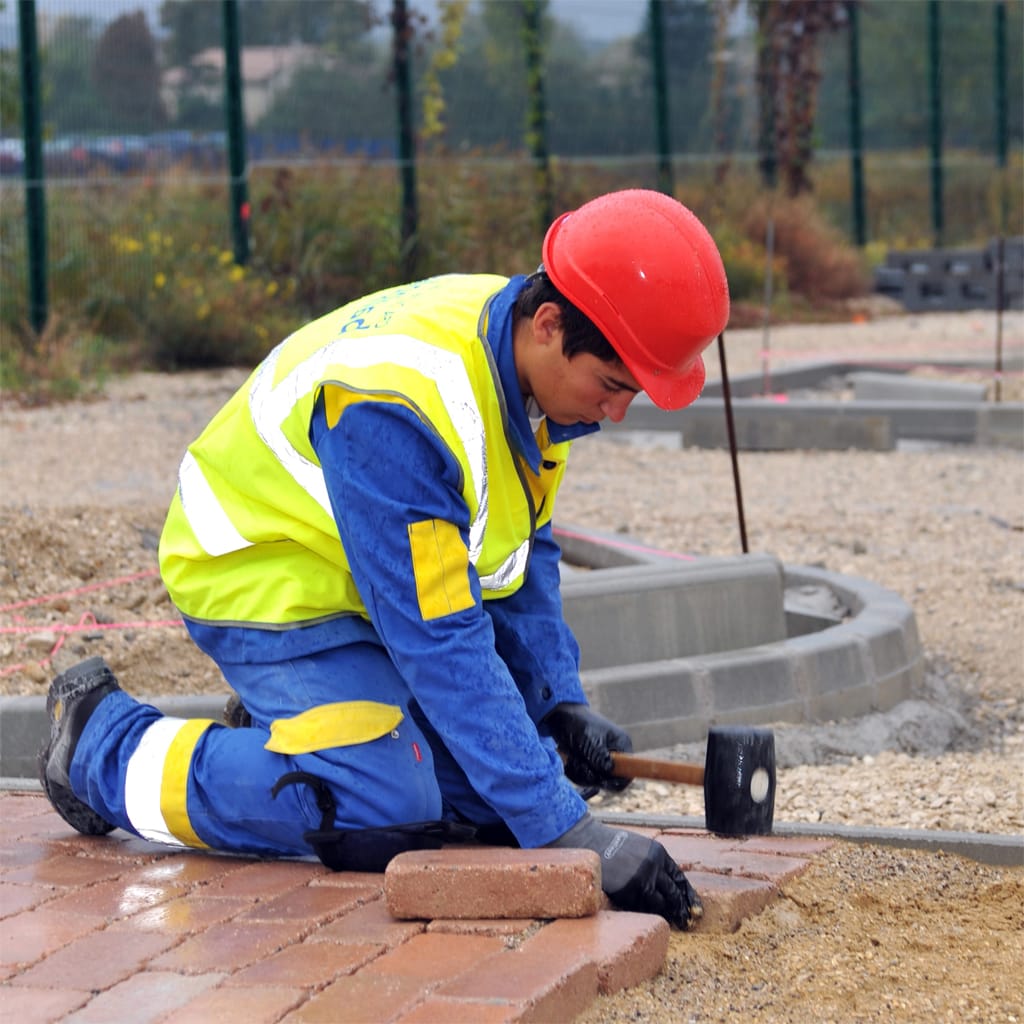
[159,274,570,628]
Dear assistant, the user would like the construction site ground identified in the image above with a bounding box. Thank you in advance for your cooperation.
[2,308,1023,1021]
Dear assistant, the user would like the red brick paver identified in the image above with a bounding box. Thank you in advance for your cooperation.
[0,790,832,1022]
[385,847,603,920]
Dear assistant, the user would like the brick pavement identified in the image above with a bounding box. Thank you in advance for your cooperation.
[1,791,833,1023]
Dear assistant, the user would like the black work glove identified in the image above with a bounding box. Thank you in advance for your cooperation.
[544,702,633,791]
[548,814,703,930]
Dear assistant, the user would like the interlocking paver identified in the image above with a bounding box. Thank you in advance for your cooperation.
[522,912,670,994]
[0,839,57,870]
[385,847,603,920]
[128,895,250,935]
[0,984,92,1022]
[236,882,369,923]
[658,833,810,883]
[160,984,307,1023]
[359,931,508,984]
[197,859,317,898]
[281,970,428,1023]
[426,917,539,937]
[150,918,310,974]
[684,870,779,933]
[121,852,252,888]
[0,880,56,918]
[10,922,180,990]
[223,939,381,987]
[63,970,225,1024]
[393,995,526,1023]
[3,850,129,888]
[0,907,103,967]
[437,941,600,1022]
[0,789,828,1022]
[42,875,186,920]
[306,897,425,947]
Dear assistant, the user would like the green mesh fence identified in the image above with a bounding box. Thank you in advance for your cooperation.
[1,0,1021,345]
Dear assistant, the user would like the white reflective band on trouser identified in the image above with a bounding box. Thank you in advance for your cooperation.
[124,716,211,848]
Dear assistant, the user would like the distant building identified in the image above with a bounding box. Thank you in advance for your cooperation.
[162,44,320,123]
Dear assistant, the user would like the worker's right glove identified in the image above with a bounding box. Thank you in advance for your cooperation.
[543,702,633,791]
[548,813,703,930]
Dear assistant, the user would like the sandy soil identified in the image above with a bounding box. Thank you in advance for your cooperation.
[2,308,1022,1022]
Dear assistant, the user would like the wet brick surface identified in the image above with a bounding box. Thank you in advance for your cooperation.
[0,791,831,1022]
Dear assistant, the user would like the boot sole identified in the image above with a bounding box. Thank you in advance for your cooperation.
[37,744,116,835]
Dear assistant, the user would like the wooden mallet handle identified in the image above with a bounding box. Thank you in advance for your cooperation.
[611,752,705,788]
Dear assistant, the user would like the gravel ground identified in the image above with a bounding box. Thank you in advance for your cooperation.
[2,308,1022,1022]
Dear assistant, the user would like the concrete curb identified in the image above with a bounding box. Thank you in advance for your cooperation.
[596,812,1024,868]
[555,526,924,750]
[612,358,1024,451]
[1,524,925,776]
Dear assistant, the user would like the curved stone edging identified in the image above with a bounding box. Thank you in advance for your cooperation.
[556,524,924,749]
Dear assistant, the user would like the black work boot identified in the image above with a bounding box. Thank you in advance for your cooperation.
[37,656,120,835]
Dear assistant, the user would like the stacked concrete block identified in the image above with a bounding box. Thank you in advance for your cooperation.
[874,238,1024,312]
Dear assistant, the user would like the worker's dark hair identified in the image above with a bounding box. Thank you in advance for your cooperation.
[513,270,621,365]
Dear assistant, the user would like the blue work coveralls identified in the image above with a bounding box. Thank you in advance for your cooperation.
[67,276,603,861]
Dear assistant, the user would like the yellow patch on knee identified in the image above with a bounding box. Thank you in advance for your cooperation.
[265,701,404,754]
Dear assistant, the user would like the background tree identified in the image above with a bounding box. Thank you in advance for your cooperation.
[92,12,166,132]
[0,0,20,135]
[41,15,105,134]
[159,0,222,67]
[756,0,847,196]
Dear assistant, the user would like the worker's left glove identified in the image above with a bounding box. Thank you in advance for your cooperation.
[544,702,633,791]
[548,813,703,930]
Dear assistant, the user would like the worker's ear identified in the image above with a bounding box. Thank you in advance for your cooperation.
[532,302,562,348]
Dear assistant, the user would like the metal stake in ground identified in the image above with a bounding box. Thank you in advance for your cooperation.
[716,332,749,554]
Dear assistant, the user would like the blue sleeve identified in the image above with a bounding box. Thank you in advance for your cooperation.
[311,398,586,848]
[485,521,588,724]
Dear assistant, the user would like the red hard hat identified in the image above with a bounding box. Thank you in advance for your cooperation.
[542,190,730,410]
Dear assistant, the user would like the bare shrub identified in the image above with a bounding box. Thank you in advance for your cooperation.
[744,196,870,301]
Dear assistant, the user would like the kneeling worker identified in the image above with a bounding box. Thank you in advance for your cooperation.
[39,189,729,930]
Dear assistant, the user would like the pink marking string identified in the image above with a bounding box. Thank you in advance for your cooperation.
[553,526,695,562]
[750,352,1022,376]
[0,572,182,678]
[0,568,161,613]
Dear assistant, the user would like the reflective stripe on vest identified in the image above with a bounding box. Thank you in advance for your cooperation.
[177,451,251,557]
[175,332,529,593]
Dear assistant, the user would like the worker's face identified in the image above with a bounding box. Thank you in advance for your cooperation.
[531,338,642,427]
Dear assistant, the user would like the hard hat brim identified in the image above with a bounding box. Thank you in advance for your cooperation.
[631,353,708,411]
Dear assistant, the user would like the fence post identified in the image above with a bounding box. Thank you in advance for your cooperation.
[17,0,47,333]
[392,0,418,281]
[522,0,553,234]
[222,0,250,266]
[994,0,1007,170]
[927,0,944,249]
[846,0,866,246]
[649,0,673,196]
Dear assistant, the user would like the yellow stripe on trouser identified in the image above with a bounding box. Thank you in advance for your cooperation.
[124,717,214,848]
